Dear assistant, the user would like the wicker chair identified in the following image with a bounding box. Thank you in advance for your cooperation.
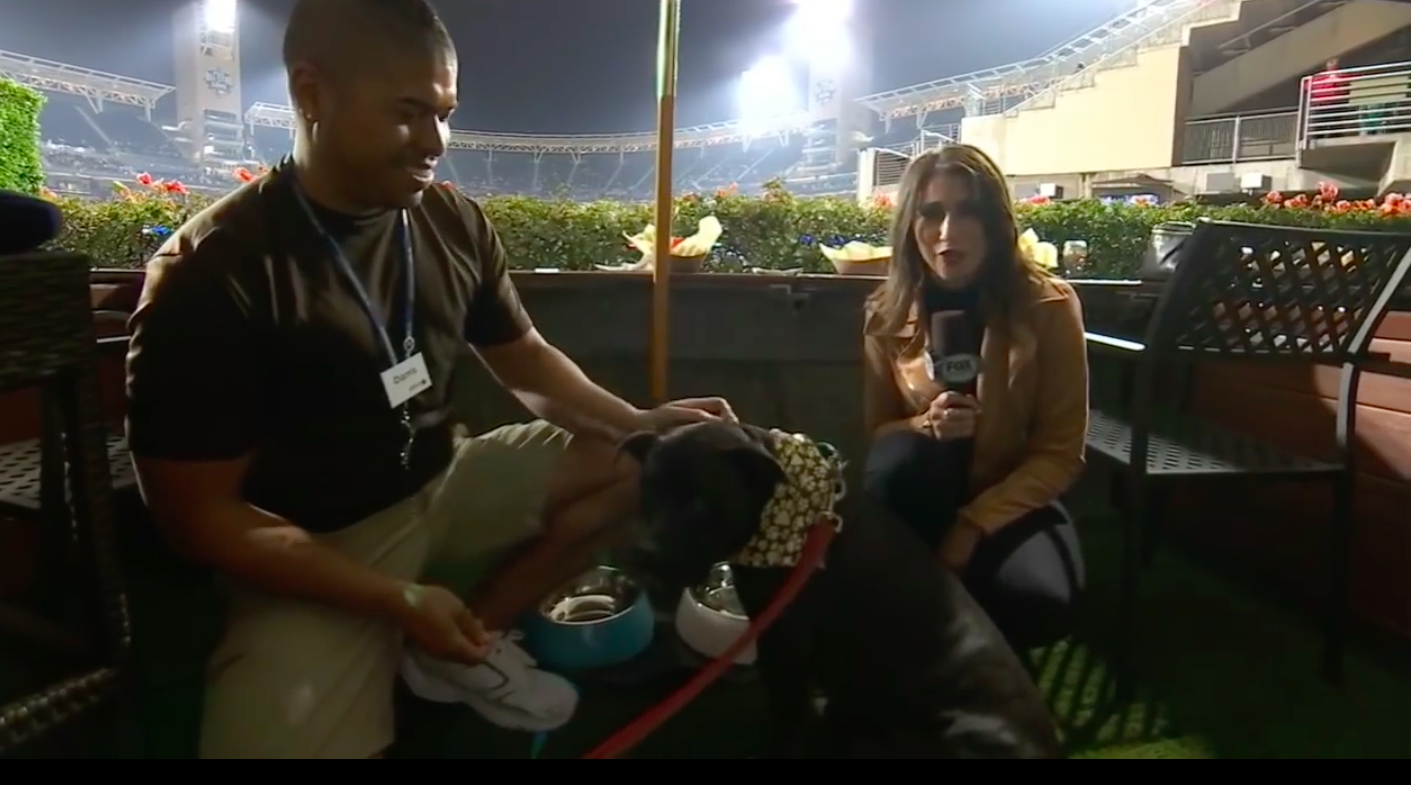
[0,253,134,755]
[1084,220,1411,696]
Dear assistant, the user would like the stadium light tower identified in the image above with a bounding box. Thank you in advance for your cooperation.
[786,0,852,62]
[173,0,246,165]
[737,56,799,123]
[738,0,853,123]
[203,0,237,34]
[782,0,868,168]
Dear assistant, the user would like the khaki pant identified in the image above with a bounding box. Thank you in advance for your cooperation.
[199,421,572,759]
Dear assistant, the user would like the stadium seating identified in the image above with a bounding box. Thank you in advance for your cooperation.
[38,98,890,200]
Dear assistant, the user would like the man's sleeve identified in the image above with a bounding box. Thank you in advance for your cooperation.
[125,234,264,461]
[457,197,534,347]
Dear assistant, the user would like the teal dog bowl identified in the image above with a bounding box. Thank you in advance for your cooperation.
[521,566,655,672]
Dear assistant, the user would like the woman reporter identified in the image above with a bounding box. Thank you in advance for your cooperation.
[861,145,1088,651]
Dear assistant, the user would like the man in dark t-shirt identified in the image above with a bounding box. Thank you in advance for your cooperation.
[127,0,733,759]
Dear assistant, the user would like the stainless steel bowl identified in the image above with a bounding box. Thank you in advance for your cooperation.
[524,565,656,671]
[538,565,642,625]
[687,562,748,620]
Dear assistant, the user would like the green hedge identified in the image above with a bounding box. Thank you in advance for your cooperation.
[0,79,46,195]
[40,176,1411,277]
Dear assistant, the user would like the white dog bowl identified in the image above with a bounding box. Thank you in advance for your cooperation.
[673,562,757,665]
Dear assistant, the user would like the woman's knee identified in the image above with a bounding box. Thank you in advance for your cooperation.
[970,516,1085,649]
[984,582,1077,651]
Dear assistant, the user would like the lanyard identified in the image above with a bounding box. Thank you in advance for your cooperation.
[290,182,420,469]
[290,186,417,368]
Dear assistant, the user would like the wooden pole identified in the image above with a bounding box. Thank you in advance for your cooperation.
[650,0,681,404]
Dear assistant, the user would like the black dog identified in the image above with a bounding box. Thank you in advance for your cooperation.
[619,420,1062,759]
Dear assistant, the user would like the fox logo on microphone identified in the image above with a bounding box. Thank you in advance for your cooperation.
[925,352,981,386]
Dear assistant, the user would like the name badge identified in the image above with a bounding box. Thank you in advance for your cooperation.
[381,353,431,408]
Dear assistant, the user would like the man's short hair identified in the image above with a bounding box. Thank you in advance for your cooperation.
[282,0,455,75]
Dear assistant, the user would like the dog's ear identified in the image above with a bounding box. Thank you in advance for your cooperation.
[739,423,776,447]
[726,440,787,492]
[618,431,661,465]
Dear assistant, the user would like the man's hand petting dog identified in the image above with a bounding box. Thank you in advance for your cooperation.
[634,396,739,433]
[395,584,493,665]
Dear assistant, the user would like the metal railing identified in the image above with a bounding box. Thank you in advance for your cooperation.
[1001,0,1238,116]
[873,124,962,160]
[1213,0,1349,58]
[1182,110,1298,164]
[857,0,1236,120]
[1298,60,1411,145]
[918,127,960,150]
[870,148,912,189]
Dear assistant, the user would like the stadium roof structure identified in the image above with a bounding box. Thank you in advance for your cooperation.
[15,0,1221,147]
[855,0,1215,120]
[244,101,816,153]
[0,49,174,111]
[856,62,1061,120]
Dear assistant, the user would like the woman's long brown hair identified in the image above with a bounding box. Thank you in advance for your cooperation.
[865,144,1054,342]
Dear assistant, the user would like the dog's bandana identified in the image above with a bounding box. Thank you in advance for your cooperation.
[732,430,845,568]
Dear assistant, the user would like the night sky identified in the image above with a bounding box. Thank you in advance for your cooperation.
[0,0,1141,132]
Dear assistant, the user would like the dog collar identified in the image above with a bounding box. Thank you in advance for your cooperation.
[732,430,846,568]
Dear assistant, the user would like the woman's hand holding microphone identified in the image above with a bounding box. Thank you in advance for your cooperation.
[917,390,984,571]
[920,390,979,440]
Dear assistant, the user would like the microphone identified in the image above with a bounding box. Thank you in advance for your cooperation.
[929,311,980,397]
[929,311,980,490]
[0,190,64,256]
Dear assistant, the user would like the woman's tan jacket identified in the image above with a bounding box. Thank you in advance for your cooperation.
[863,276,1089,535]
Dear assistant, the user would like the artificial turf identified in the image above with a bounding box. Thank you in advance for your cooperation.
[3,504,1407,759]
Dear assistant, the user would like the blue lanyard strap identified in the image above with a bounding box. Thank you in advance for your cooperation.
[291,187,417,368]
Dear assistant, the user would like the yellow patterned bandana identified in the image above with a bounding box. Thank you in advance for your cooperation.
[732,430,845,568]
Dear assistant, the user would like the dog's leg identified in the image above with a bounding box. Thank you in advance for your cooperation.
[733,565,825,758]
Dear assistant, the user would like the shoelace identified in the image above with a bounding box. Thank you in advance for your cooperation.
[493,630,537,668]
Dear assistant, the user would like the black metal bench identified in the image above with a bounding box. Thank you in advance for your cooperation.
[1083,219,1411,696]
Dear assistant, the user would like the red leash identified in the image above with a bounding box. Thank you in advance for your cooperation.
[581,513,841,759]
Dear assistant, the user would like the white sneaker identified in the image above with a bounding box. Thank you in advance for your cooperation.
[400,632,579,732]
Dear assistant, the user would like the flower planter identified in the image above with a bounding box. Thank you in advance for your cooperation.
[828,259,887,276]
[667,254,706,274]
[593,254,707,274]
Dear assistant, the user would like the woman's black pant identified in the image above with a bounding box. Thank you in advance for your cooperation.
[863,430,1085,651]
